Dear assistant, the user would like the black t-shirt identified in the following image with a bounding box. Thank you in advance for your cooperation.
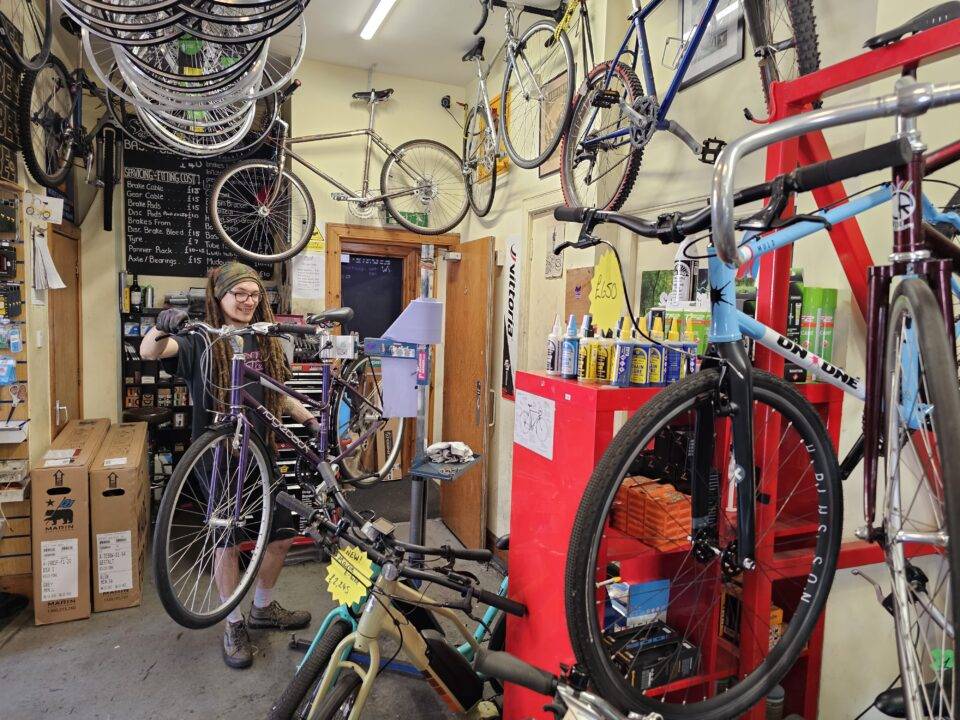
[172,332,271,442]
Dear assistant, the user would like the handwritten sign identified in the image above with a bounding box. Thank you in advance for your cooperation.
[589,250,626,333]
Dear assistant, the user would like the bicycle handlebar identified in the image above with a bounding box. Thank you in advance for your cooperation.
[473,0,489,34]
[712,77,960,266]
[474,649,557,696]
[178,320,320,338]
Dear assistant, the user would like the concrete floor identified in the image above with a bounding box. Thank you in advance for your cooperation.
[0,520,504,720]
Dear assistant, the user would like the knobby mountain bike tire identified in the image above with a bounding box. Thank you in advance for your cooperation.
[153,425,274,629]
[19,54,75,189]
[565,368,842,719]
[463,105,497,217]
[0,0,52,72]
[560,61,643,212]
[267,618,353,720]
[882,279,960,719]
[500,18,575,170]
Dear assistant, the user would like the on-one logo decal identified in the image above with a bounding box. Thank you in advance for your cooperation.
[774,335,859,391]
[892,179,915,231]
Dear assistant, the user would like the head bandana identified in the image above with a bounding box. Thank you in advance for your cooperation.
[214,262,264,300]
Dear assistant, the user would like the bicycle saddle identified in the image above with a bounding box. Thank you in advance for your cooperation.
[59,13,82,37]
[306,307,354,326]
[351,88,394,102]
[864,1,960,48]
[462,36,485,62]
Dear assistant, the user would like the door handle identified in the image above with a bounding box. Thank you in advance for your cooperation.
[55,400,68,425]
[488,389,496,428]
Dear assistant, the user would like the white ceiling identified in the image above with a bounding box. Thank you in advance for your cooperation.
[293,0,560,86]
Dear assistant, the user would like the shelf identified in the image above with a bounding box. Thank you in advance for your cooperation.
[641,667,733,699]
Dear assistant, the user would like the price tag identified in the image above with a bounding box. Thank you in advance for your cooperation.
[325,546,374,606]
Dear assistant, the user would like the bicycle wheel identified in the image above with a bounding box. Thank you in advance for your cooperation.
[210,159,315,262]
[18,54,75,188]
[882,279,960,720]
[307,671,362,720]
[333,355,404,485]
[500,19,574,170]
[743,0,819,111]
[0,0,51,71]
[152,424,274,629]
[267,618,353,720]
[381,138,469,235]
[560,61,643,212]
[462,105,497,218]
[565,368,842,719]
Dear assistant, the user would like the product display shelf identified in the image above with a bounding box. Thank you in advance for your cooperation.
[505,372,845,720]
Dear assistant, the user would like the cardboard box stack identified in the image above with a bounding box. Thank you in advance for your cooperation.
[31,419,110,625]
[90,422,149,612]
[611,477,692,552]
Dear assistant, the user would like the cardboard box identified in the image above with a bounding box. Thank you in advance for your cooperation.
[90,422,149,612]
[31,418,110,625]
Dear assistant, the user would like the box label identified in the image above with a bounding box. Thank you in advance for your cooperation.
[103,457,127,468]
[40,538,78,602]
[97,531,133,593]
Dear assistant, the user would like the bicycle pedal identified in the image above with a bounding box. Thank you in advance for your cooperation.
[699,137,726,164]
[591,89,621,109]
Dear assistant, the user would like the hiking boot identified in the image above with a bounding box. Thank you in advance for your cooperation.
[247,600,311,630]
[222,618,253,669]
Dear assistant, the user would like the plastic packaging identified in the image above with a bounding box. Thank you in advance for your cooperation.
[8,325,21,354]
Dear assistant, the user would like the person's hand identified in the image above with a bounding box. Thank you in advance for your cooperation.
[304,417,322,439]
[156,308,189,334]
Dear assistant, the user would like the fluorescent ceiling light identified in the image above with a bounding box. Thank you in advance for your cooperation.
[360,0,399,40]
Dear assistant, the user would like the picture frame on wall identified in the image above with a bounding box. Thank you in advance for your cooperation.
[679,0,745,91]
[538,71,569,178]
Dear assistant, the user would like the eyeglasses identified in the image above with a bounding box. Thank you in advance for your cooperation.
[227,290,262,304]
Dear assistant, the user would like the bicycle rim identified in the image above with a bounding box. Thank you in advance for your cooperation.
[501,20,574,170]
[381,139,468,235]
[153,425,273,628]
[211,160,315,261]
[334,356,404,485]
[565,369,841,718]
[463,106,496,217]
[0,0,51,71]
[882,279,960,720]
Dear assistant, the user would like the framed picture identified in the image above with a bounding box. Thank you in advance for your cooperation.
[478,91,510,182]
[539,71,569,178]
[679,0,745,91]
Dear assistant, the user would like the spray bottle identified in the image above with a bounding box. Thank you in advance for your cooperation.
[630,317,651,387]
[546,315,562,375]
[612,318,634,387]
[560,314,579,379]
[648,316,666,386]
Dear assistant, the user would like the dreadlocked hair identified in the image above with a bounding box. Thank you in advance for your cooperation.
[204,266,290,450]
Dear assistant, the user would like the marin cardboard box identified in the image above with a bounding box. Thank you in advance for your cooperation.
[90,422,149,612]
[31,418,111,625]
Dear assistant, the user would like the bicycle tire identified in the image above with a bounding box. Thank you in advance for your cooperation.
[332,355,405,485]
[152,424,274,629]
[744,0,820,111]
[500,19,575,170]
[210,159,315,262]
[882,279,960,719]
[307,671,363,720]
[463,106,496,217]
[380,138,469,235]
[0,0,52,72]
[267,619,353,720]
[565,368,842,719]
[100,127,116,232]
[560,61,643,212]
[19,54,75,189]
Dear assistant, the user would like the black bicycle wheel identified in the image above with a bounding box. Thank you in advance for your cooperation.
[333,355,404,486]
[152,424,274,629]
[0,0,51,71]
[100,126,117,232]
[381,138,469,235]
[18,54,75,188]
[881,279,960,719]
[267,619,353,720]
[560,61,643,212]
[463,105,497,217]
[565,368,842,719]
[743,0,820,111]
[310,671,363,720]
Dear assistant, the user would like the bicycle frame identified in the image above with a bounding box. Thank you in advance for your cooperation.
[581,0,720,151]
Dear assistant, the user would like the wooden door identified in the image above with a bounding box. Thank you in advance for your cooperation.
[440,237,495,548]
[49,230,82,437]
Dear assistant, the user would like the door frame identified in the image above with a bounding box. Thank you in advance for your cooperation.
[325,224,458,474]
[48,224,83,437]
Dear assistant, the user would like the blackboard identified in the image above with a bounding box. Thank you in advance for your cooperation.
[340,254,403,341]
[123,134,273,278]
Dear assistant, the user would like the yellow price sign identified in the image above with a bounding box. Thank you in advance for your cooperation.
[588,250,626,333]
[325,546,374,606]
